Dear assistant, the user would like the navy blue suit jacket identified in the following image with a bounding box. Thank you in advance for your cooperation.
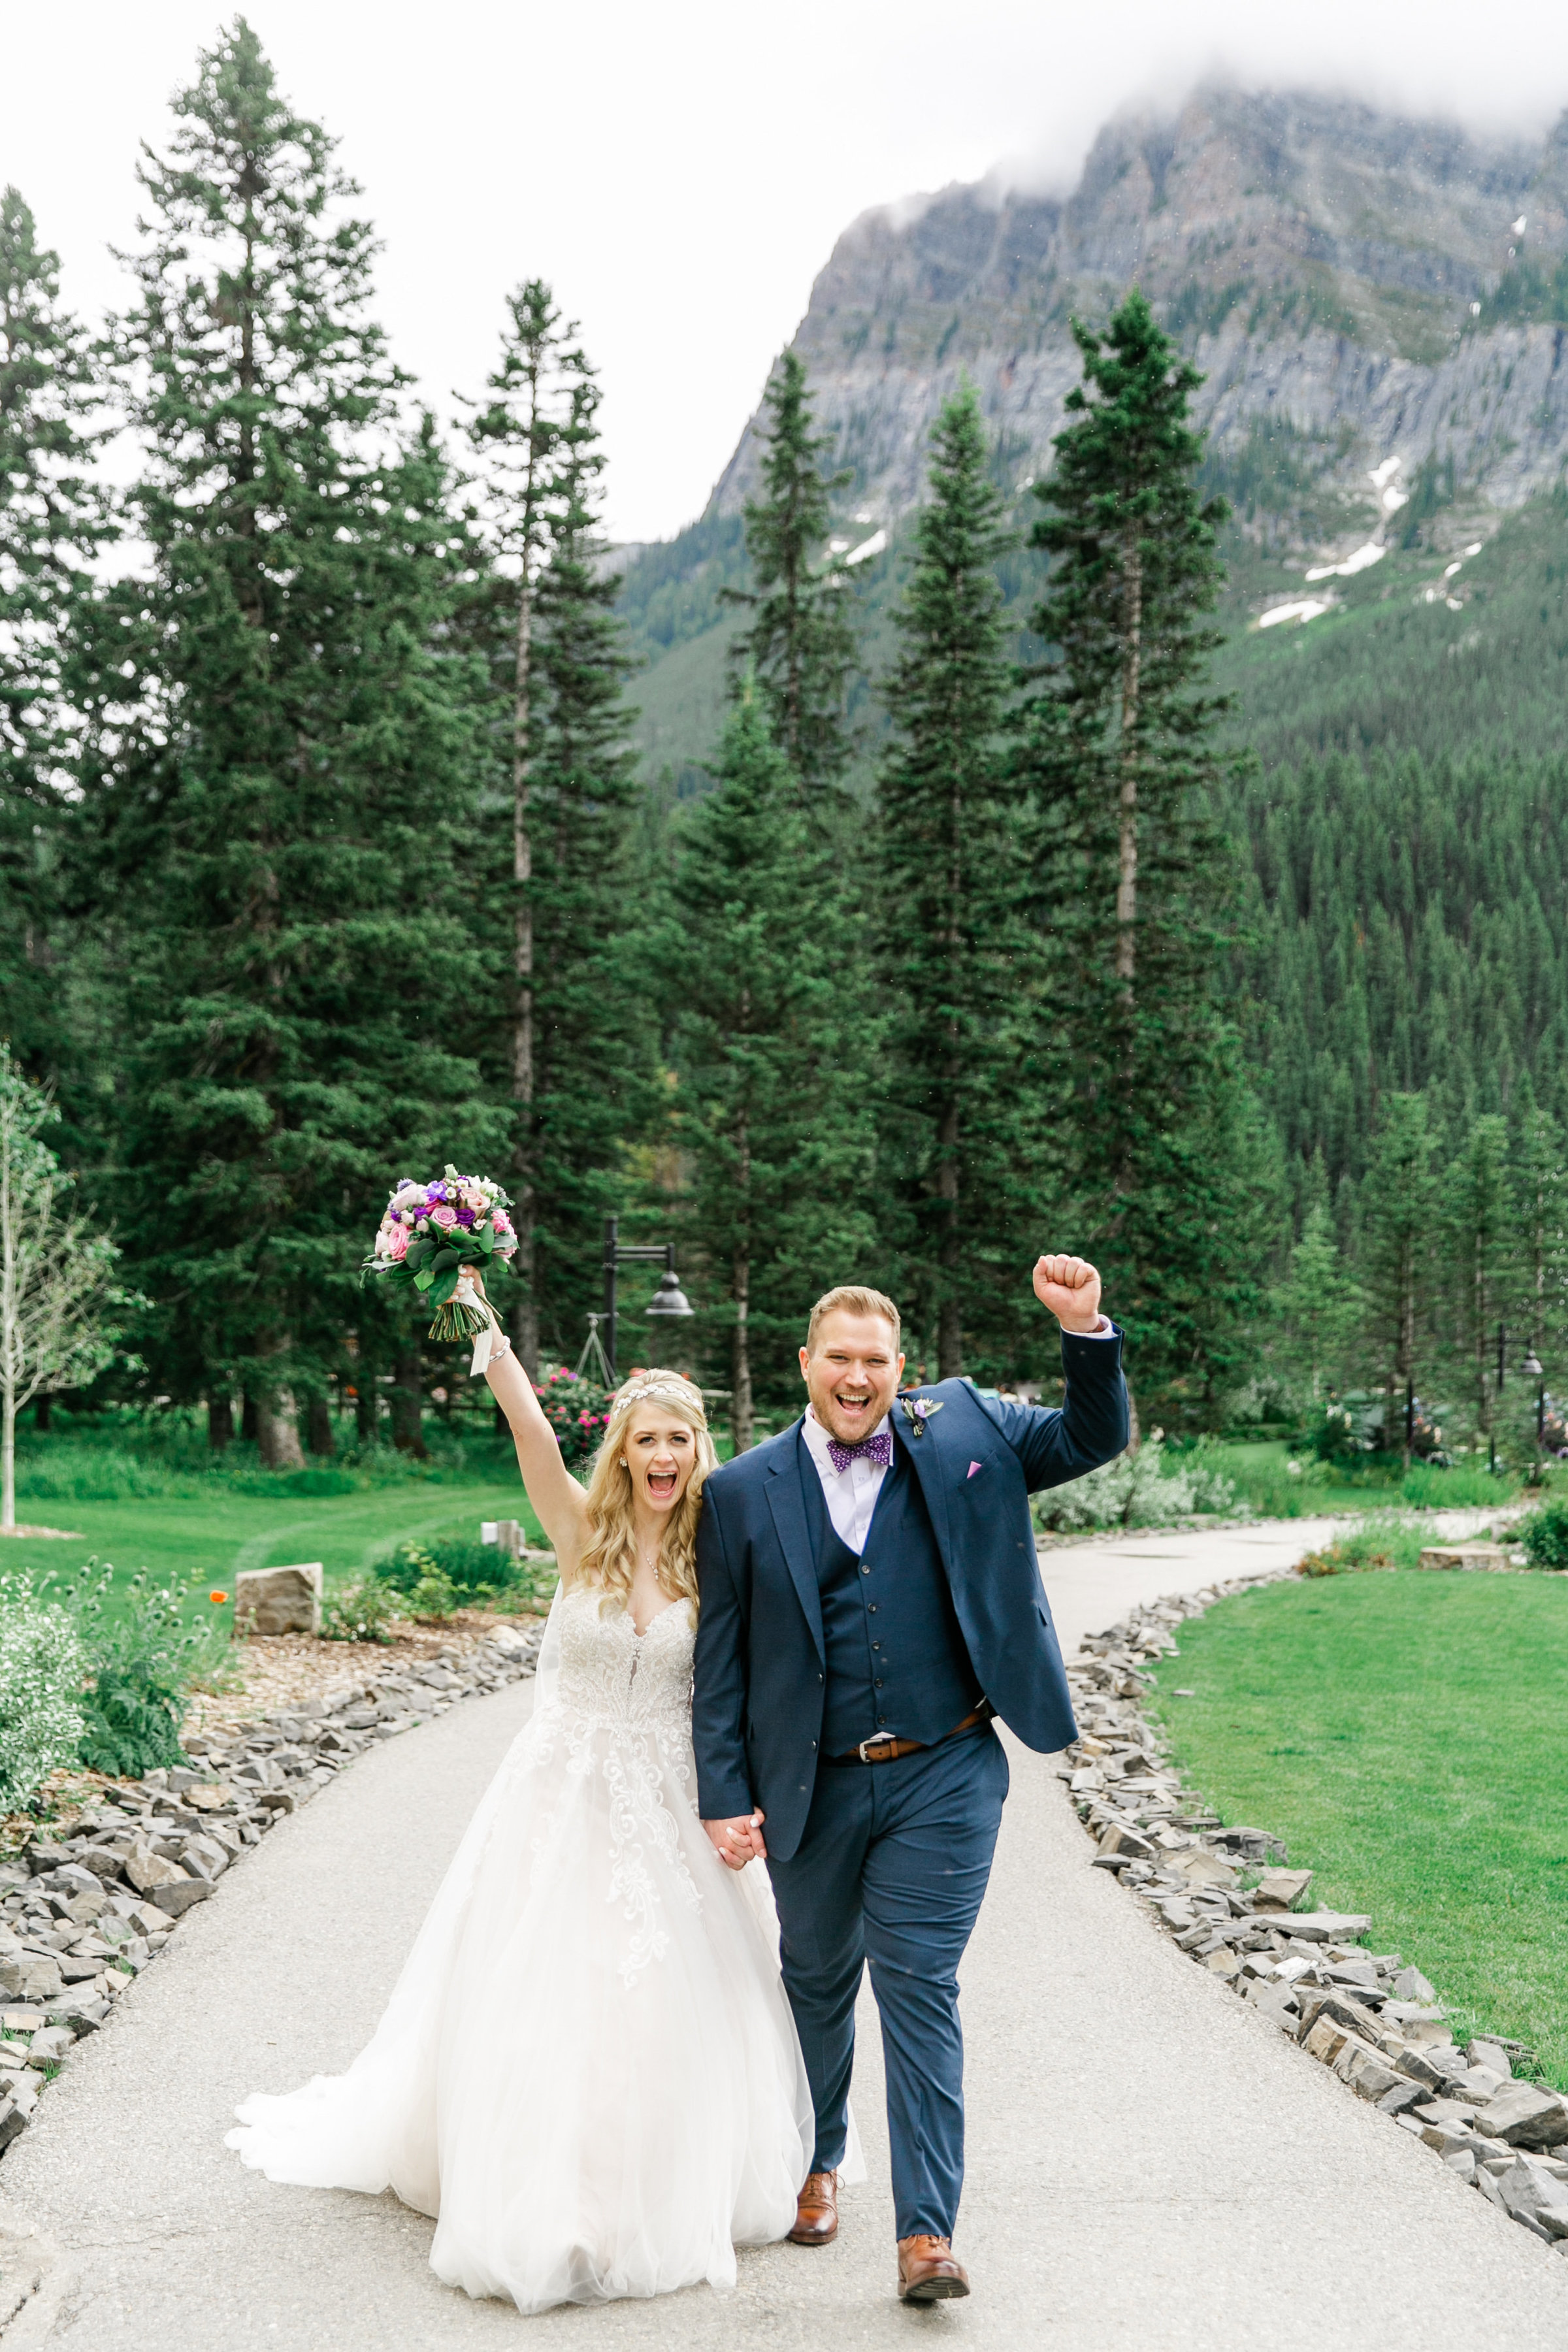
[691,1326,1130,1861]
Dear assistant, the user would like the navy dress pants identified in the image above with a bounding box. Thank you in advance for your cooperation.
[765,1723,1009,2241]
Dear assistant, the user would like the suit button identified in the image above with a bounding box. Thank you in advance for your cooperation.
[861,1565,871,1575]
[872,1642,881,1652]
[874,1678,883,1688]
[868,1604,877,1614]
[811,1739,817,1748]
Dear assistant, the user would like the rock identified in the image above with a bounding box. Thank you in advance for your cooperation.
[1297,1990,1403,2056]
[1252,1868,1313,1912]
[1169,1847,1239,1889]
[154,1876,212,1919]
[124,1902,175,1937]
[1496,2155,1568,2238]
[234,1562,323,1637]
[124,1842,186,1896]
[1416,1543,1510,1571]
[1390,1965,1437,2003]
[1475,2082,1568,2149]
[27,2025,73,2065]
[1445,2149,1478,2183]
[1271,1911,1373,1945]
[1469,2038,1514,2077]
[1239,1978,1301,2033]
[184,1784,235,1812]
[1096,1823,1155,1861]
[0,1955,63,2002]
[1375,2080,1427,2115]
[22,1844,71,1876]
[0,2098,25,2153]
[180,1835,229,1883]
[1208,1825,1288,1863]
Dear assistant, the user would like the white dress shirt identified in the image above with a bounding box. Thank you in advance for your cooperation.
[800,1316,1117,1557]
[802,1405,894,1553]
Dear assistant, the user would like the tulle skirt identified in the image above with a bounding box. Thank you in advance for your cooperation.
[227,1698,819,2312]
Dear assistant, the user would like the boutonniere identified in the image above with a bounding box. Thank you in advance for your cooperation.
[900,1394,944,1439]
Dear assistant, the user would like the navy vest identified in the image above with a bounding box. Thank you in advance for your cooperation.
[796,1426,983,1756]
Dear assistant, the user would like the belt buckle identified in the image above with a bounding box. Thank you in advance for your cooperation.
[857,1733,898,1763]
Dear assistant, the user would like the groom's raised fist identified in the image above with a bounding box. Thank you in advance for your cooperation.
[1032,1253,1104,1333]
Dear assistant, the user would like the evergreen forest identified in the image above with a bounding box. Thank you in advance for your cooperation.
[5,20,1568,1473]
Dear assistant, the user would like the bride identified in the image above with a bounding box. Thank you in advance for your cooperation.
[227,1296,815,2312]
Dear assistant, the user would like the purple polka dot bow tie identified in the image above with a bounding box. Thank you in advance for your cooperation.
[826,1429,893,1475]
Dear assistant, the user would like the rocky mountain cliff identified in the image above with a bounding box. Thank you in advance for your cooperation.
[619,85,1568,789]
[713,86,1568,547]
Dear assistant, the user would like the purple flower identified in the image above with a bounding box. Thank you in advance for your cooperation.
[455,1207,476,1226]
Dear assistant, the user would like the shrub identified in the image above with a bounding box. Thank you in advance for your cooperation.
[375,1544,461,1621]
[321,1575,405,1643]
[1521,1500,1568,1570]
[1296,1516,1434,1576]
[77,1662,185,1776]
[0,1578,85,1814]
[420,1537,511,1593]
[532,1369,612,1468]
[42,1560,230,1780]
[1032,1437,1239,1533]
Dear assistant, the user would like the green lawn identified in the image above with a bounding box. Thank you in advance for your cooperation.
[1149,1570,1568,2086]
[1189,1437,1524,1519]
[1,1477,547,1599]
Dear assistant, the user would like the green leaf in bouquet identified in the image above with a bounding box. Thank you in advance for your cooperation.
[475,1224,495,1255]
[414,1267,436,1293]
[431,1246,461,1271]
[405,1236,436,1273]
[427,1264,461,1308]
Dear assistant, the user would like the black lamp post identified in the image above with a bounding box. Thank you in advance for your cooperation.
[596,1217,693,1386]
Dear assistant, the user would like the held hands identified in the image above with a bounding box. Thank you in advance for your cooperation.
[1032,1253,1104,1334]
[702,1810,767,1872]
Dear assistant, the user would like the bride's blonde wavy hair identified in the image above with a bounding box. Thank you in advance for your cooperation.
[572,1370,716,1616]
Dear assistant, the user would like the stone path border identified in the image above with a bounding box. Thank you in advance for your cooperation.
[0,1620,544,2193]
[1061,1567,1568,2251]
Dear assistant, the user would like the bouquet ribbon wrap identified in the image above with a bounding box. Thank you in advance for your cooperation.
[453,1272,504,1377]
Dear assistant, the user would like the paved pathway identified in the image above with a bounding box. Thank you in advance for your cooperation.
[3,1514,1566,2349]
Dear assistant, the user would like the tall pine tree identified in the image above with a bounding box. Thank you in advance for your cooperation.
[724,350,857,800]
[1442,1114,1511,1445]
[465,295,647,1373]
[664,688,878,1445]
[88,21,493,1460]
[0,189,109,1077]
[1026,289,1263,1424]
[877,385,1036,1379]
[1362,1093,1437,1464]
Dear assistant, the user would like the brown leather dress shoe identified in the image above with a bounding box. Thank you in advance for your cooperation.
[788,2170,839,2246]
[897,2234,970,2302]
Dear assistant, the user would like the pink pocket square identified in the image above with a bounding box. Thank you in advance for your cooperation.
[968,1460,983,1478]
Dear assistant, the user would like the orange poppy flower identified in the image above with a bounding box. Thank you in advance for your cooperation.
[209,1589,229,1604]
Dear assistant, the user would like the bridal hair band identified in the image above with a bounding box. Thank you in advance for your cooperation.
[612,1372,707,1422]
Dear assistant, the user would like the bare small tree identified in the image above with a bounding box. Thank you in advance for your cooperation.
[0,1047,126,1531]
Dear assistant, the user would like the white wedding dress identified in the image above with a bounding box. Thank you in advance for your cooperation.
[227,1586,821,2312]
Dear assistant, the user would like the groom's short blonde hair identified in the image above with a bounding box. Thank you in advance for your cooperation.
[806,1285,902,1356]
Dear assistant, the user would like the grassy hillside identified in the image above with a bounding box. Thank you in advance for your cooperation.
[619,480,1568,789]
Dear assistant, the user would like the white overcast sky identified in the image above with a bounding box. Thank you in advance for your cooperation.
[5,1,1568,543]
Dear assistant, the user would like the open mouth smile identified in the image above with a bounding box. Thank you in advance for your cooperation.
[645,1468,679,1499]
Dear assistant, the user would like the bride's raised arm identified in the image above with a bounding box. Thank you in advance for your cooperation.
[462,1267,592,1566]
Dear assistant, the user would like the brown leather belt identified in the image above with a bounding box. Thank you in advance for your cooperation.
[825,1701,994,1767]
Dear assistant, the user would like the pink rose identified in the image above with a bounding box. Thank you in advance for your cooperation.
[493,1211,512,1233]
[432,1205,458,1230]
[387,1222,410,1260]
[461,1184,487,1212]
[392,1183,423,1210]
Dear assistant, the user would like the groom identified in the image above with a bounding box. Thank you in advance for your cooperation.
[693,1254,1128,2303]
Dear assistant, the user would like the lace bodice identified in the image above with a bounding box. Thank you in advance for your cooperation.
[553,1585,695,1736]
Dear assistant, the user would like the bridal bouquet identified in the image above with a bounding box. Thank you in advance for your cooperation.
[363,1167,517,1345]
